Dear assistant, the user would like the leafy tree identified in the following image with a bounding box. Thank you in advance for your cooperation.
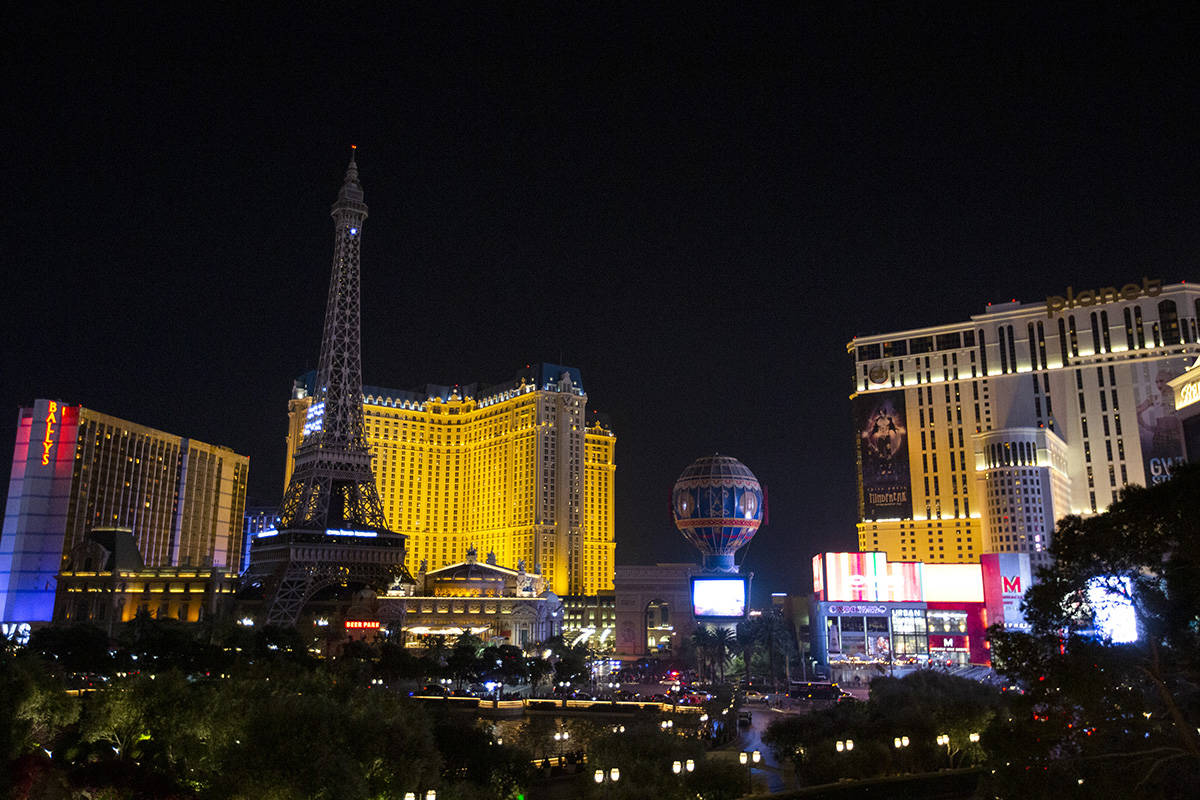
[433,717,532,799]
[1,650,79,797]
[763,671,1001,784]
[479,644,527,695]
[583,719,708,799]
[447,633,483,688]
[986,463,1200,795]
[526,656,553,695]
[542,635,589,685]
[28,622,113,675]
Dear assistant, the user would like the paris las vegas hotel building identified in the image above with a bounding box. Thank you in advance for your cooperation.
[849,278,1200,568]
[283,363,616,597]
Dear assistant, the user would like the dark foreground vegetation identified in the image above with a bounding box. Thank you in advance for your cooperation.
[764,464,1200,799]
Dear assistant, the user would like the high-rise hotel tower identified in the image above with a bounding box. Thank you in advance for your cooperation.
[849,278,1199,567]
[0,401,248,622]
[283,363,616,596]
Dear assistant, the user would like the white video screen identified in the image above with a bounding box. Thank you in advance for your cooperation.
[692,578,747,618]
[1086,577,1138,643]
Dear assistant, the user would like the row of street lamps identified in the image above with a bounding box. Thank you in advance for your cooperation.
[828,731,980,753]
[594,758,697,786]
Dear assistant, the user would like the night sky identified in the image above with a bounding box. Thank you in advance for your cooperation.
[4,5,1198,603]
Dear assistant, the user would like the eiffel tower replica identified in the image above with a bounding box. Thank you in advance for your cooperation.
[243,149,412,626]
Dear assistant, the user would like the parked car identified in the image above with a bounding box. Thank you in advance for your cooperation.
[744,689,768,703]
[787,682,852,703]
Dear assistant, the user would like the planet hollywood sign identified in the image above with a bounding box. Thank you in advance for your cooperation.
[1045,277,1162,318]
[1178,378,1200,411]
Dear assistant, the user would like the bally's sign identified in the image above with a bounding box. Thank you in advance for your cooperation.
[1045,277,1162,318]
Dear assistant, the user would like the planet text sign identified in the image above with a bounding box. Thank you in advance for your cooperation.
[1044,277,1162,318]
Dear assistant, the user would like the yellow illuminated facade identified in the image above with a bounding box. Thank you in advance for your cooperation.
[285,364,615,595]
[849,281,1200,567]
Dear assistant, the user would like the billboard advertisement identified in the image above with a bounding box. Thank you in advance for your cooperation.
[691,577,749,618]
[1131,358,1190,485]
[981,553,1032,630]
[855,391,913,520]
[922,564,984,603]
[1083,577,1138,643]
[820,552,922,602]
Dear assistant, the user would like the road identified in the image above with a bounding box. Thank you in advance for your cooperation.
[711,703,803,795]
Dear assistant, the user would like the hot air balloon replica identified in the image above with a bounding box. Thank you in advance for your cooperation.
[672,454,766,619]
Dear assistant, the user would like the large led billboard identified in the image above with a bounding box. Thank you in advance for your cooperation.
[981,553,1032,630]
[922,564,984,603]
[819,552,921,602]
[1082,577,1138,643]
[1130,357,1190,485]
[854,391,913,520]
[692,577,749,619]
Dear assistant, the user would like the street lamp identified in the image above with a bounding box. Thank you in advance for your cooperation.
[836,739,854,752]
[969,732,980,743]
[740,750,761,793]
[660,719,675,732]
[553,729,571,760]
[893,736,910,749]
[611,724,626,734]
[594,767,620,784]
[402,793,435,800]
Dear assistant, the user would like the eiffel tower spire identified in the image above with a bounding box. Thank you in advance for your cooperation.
[244,150,411,625]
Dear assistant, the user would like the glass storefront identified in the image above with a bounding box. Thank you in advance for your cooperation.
[889,607,927,657]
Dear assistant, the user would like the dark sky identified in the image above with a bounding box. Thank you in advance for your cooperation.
[4,5,1198,603]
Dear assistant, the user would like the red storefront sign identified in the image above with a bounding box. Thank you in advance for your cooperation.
[928,635,969,650]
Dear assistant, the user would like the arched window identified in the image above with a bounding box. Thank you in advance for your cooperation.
[1158,299,1180,345]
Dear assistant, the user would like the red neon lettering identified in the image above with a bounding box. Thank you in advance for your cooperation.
[41,402,58,465]
[1002,576,1022,593]
[345,620,379,629]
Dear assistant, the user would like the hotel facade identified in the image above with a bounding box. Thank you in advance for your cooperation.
[282,363,615,596]
[848,279,1199,567]
[0,400,248,622]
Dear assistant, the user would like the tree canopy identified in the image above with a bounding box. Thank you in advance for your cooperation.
[986,462,1200,795]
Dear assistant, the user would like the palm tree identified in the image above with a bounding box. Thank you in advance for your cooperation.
[691,626,714,682]
[711,626,736,684]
